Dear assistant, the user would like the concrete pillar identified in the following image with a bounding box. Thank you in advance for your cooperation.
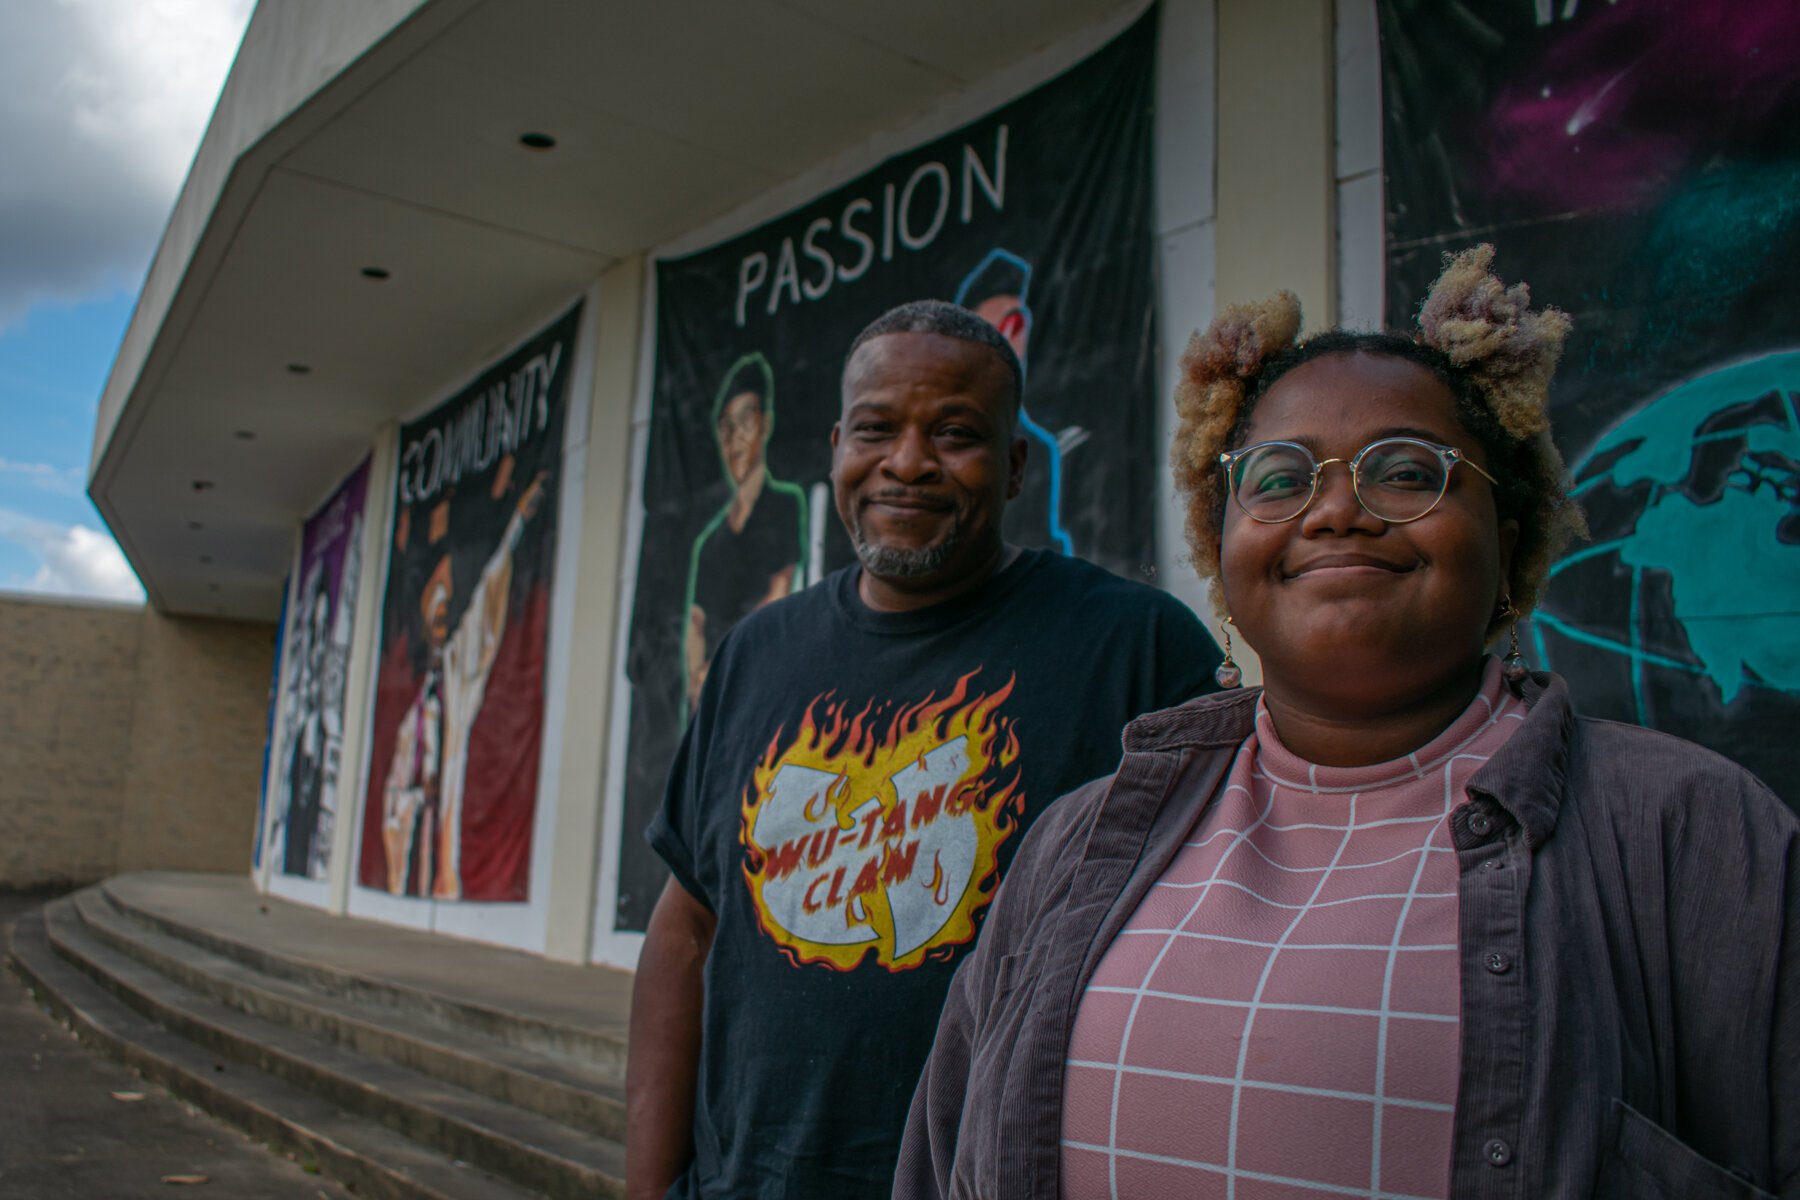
[540,259,644,964]
[1215,0,1336,330]
[328,422,399,915]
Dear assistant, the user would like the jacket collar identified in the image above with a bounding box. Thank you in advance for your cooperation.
[1123,671,1573,848]
[1465,670,1572,849]
[1122,686,1260,752]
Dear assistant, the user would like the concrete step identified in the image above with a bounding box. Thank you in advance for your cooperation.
[101,876,628,1079]
[5,908,540,1200]
[34,894,625,1198]
[73,887,625,1142]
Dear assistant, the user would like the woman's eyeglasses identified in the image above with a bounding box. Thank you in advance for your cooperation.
[1219,437,1498,524]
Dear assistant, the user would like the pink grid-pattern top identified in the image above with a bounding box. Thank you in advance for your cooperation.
[1061,659,1525,1200]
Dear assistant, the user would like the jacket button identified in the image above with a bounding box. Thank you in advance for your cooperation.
[1484,951,1512,974]
[1467,811,1495,837]
[1482,856,1505,871]
[1485,1138,1513,1167]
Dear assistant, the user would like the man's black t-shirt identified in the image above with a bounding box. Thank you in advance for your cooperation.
[648,548,1222,1200]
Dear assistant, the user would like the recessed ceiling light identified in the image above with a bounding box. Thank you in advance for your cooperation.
[519,131,556,150]
[234,430,255,441]
[360,266,390,280]
[285,363,311,375]
[192,480,214,492]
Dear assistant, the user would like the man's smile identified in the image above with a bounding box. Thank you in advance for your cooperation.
[864,491,954,514]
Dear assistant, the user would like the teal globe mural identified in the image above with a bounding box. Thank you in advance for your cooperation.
[1534,355,1800,733]
[1381,1,1800,804]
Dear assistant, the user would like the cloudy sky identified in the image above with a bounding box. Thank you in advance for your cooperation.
[0,0,253,601]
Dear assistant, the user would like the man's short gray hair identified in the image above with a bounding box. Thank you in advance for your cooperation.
[843,299,1023,410]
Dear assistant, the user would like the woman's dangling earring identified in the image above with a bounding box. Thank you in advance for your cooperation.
[1215,616,1243,689]
[1499,597,1529,687]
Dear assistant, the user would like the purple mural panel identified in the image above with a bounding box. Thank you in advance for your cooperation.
[269,456,371,879]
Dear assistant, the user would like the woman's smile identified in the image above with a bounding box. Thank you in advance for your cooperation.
[1281,551,1418,580]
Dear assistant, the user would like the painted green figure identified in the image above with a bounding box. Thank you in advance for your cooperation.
[682,353,808,721]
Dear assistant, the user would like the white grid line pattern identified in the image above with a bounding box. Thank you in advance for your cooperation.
[1082,985,1460,1023]
[1061,1141,1444,1200]
[1186,828,1459,871]
[1223,793,1360,1195]
[1065,1060,1457,1111]
[1368,766,1457,1192]
[1060,661,1525,1200]
[1104,931,1459,952]
[1101,766,1278,1200]
[1147,878,1458,906]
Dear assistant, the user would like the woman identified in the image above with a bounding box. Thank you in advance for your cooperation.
[894,246,1797,1200]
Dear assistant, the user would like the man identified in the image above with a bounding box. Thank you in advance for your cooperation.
[626,301,1221,1200]
[380,469,546,899]
[682,353,808,716]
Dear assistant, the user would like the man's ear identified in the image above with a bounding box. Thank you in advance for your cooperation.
[830,422,841,452]
[1007,433,1028,500]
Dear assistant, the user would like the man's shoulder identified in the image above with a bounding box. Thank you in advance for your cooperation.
[1011,550,1201,625]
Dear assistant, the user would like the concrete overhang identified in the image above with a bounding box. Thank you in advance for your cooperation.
[90,0,1139,620]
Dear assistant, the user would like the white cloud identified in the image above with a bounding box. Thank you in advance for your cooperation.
[0,508,144,601]
[0,457,83,494]
[0,0,254,327]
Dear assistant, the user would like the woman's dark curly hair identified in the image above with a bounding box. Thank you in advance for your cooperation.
[1170,245,1587,636]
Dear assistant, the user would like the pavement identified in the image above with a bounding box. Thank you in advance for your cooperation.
[0,891,353,1200]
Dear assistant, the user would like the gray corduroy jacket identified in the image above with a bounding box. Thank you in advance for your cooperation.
[893,674,1799,1200]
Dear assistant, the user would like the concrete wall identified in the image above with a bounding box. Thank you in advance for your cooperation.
[0,594,274,890]
[0,598,143,888]
[117,612,278,874]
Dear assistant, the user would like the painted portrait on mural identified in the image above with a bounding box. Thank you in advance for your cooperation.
[955,249,1094,556]
[612,15,1160,931]
[379,469,546,897]
[680,353,808,720]
[359,305,579,903]
[266,458,369,882]
[1382,0,1800,802]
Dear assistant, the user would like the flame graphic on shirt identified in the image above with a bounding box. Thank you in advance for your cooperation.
[739,671,1023,971]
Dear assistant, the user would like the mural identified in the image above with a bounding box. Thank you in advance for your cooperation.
[613,14,1160,931]
[267,458,369,880]
[358,305,580,902]
[679,352,809,722]
[1381,0,1800,803]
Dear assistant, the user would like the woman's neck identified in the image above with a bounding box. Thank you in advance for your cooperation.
[1257,657,1489,768]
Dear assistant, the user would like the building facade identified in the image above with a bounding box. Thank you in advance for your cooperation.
[89,0,1799,968]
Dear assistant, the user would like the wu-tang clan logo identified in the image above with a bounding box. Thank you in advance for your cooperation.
[739,671,1023,972]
